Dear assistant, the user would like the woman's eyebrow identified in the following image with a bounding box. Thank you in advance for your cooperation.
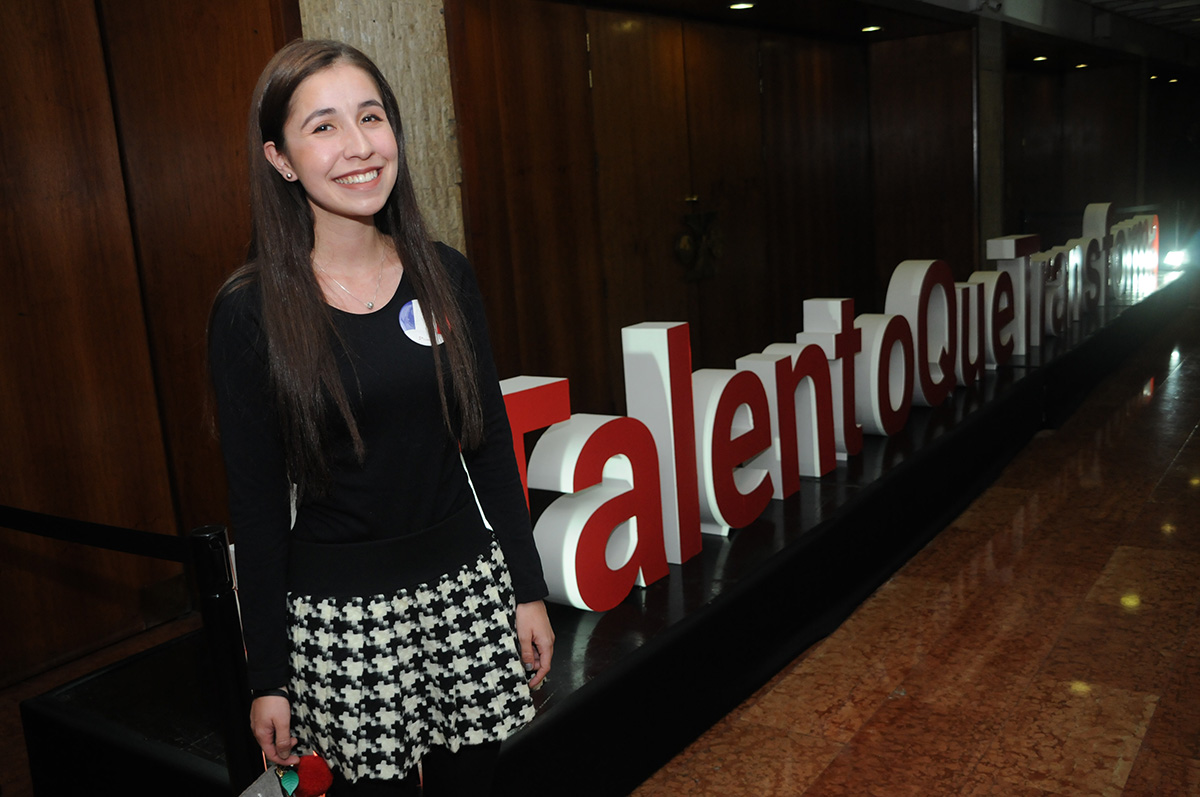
[299,99,384,129]
[300,107,335,128]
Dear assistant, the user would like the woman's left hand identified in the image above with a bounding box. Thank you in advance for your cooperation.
[515,600,554,689]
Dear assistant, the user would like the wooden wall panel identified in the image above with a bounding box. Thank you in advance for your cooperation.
[1146,76,1200,248]
[448,0,611,413]
[683,22,769,369]
[445,0,522,379]
[1005,62,1142,245]
[588,9,692,407]
[97,0,297,532]
[0,0,181,684]
[870,29,978,299]
[1004,71,1064,238]
[1062,64,1139,213]
[761,35,873,317]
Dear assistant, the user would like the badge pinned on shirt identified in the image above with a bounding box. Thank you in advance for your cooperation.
[399,299,444,346]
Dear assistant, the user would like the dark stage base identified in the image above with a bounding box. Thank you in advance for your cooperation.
[21,272,1194,797]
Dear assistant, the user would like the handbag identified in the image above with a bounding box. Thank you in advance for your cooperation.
[238,754,333,797]
[238,766,288,797]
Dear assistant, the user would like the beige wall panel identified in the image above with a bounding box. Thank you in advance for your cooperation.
[299,0,467,251]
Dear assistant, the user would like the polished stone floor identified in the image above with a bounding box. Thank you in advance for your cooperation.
[632,306,1200,796]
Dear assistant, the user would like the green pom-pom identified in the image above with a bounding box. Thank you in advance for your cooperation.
[279,768,300,795]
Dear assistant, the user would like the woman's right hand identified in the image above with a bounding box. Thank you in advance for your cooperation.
[250,695,301,766]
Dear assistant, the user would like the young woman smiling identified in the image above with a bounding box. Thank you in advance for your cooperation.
[208,39,553,796]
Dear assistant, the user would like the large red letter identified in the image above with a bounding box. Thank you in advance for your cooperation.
[954,281,984,387]
[622,322,702,564]
[885,260,957,408]
[794,298,862,460]
[853,314,914,436]
[752,344,836,491]
[967,270,1015,368]
[693,369,773,535]
[501,376,571,508]
[528,414,668,612]
[987,234,1042,354]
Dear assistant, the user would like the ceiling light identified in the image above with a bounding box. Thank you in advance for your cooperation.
[862,25,883,32]
[729,3,754,9]
[1033,56,1048,62]
[1075,63,1088,69]
[1170,78,1180,83]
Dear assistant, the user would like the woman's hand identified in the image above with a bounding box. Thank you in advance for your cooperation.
[515,600,555,689]
[250,694,301,766]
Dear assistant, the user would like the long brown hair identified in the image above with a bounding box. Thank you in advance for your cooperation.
[216,39,483,495]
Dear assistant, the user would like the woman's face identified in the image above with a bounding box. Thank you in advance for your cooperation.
[264,62,399,230]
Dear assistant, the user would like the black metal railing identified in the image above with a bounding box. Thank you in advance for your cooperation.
[2,504,260,794]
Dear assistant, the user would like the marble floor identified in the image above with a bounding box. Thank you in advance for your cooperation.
[632,306,1200,796]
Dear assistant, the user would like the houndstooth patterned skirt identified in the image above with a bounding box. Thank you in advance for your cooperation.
[284,507,535,783]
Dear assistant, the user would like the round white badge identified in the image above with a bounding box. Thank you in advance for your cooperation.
[399,299,444,346]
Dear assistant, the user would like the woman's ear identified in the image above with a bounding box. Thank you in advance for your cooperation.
[263,141,294,181]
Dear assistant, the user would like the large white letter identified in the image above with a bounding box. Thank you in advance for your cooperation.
[622,322,701,564]
[528,414,668,611]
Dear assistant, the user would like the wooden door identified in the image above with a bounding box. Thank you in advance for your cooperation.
[683,22,769,369]
[0,0,296,685]
[447,0,611,413]
[0,0,180,684]
[870,29,978,294]
[761,35,874,317]
[98,0,298,532]
[588,9,693,406]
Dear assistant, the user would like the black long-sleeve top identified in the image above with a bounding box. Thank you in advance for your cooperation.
[209,243,547,690]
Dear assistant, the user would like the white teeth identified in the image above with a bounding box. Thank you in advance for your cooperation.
[335,169,379,185]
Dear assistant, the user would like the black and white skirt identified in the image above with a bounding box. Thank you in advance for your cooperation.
[285,506,535,783]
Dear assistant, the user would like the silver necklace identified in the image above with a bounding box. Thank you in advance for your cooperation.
[317,250,387,310]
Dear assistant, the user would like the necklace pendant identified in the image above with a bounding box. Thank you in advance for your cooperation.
[366,301,374,310]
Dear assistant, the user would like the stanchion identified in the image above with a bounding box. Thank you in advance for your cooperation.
[189,525,262,794]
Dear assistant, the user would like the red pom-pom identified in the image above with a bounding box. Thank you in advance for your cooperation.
[294,753,334,797]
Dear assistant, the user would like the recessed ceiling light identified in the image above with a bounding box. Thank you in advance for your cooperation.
[862,25,883,32]
[1170,78,1180,83]
[1151,74,1159,79]
[1033,56,1048,62]
[729,3,754,9]
[1075,63,1088,69]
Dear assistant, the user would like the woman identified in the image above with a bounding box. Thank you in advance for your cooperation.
[208,39,553,796]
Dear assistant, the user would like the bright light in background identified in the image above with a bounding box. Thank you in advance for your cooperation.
[1069,681,1092,695]
[1033,56,1048,62]
[862,25,883,32]
[1076,63,1088,69]
[1164,250,1189,268]
[729,3,754,9]
[1162,522,1176,536]
[1120,593,1142,611]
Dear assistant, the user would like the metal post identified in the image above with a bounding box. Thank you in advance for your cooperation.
[189,525,262,794]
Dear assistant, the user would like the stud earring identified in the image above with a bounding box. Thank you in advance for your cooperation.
[285,172,294,180]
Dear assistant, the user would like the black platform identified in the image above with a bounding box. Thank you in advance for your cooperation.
[21,270,1194,797]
